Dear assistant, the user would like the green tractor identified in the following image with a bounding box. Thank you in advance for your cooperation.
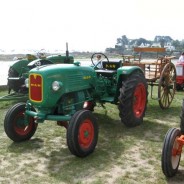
[7,45,74,94]
[4,53,148,157]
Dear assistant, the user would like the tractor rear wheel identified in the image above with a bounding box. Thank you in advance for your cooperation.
[118,71,148,127]
[4,103,37,142]
[161,128,181,177]
[67,110,98,157]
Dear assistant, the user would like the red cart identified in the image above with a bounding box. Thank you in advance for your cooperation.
[176,62,184,90]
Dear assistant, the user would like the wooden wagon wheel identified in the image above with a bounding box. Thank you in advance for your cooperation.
[158,62,176,109]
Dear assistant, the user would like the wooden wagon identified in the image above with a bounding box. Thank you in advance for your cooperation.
[122,47,176,109]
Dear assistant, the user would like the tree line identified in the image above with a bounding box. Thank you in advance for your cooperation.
[106,35,184,54]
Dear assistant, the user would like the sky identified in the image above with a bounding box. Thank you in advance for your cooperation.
[0,0,184,52]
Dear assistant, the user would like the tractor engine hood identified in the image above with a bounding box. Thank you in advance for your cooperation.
[28,63,96,107]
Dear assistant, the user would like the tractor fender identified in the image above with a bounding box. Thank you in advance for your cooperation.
[9,59,31,76]
[114,66,144,103]
[117,66,144,78]
[27,59,53,70]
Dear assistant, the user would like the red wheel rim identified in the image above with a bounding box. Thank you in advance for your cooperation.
[171,136,181,169]
[78,119,94,149]
[13,111,34,136]
[133,83,146,118]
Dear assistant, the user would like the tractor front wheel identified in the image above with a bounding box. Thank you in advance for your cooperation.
[180,99,184,134]
[4,103,37,142]
[118,71,148,127]
[67,110,98,157]
[161,128,182,177]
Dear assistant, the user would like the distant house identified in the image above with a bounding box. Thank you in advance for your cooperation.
[153,35,175,51]
[151,43,161,48]
[139,43,151,47]
[164,43,175,51]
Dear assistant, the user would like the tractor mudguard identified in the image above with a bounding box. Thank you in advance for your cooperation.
[113,66,145,103]
[10,59,31,76]
[117,66,144,79]
[27,58,53,70]
[9,54,38,75]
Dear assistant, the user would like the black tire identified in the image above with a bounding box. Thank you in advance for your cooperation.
[180,99,184,134]
[176,84,182,91]
[4,103,37,142]
[67,110,98,157]
[7,67,21,93]
[8,67,19,77]
[118,70,148,127]
[161,128,182,177]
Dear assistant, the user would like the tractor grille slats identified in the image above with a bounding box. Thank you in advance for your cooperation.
[29,74,42,102]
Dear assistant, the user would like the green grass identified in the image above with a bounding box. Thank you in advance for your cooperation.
[0,88,184,184]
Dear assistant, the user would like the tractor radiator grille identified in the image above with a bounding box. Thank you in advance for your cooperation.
[67,74,85,88]
[29,74,43,102]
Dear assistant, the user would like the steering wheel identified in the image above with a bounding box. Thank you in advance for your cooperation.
[91,53,109,69]
[37,49,47,59]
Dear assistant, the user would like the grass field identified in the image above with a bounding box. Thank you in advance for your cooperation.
[0,88,184,184]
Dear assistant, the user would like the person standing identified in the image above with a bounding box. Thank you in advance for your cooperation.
[178,52,184,63]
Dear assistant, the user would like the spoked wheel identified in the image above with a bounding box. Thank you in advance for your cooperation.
[91,53,109,68]
[161,128,182,177]
[118,71,148,127]
[67,110,98,157]
[158,63,176,109]
[4,103,38,142]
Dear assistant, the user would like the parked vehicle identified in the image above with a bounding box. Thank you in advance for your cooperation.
[161,100,184,177]
[4,53,148,157]
[176,62,184,90]
[0,44,74,102]
[123,47,176,109]
[8,46,74,94]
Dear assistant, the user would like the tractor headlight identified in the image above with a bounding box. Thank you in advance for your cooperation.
[25,78,29,88]
[52,81,62,91]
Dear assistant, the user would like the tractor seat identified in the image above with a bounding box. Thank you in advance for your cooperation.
[96,61,122,77]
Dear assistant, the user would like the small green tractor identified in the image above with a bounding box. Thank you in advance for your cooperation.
[7,45,74,94]
[4,53,148,157]
[161,100,184,177]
